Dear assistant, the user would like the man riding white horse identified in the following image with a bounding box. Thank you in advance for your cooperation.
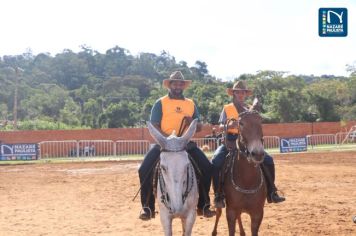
[147,119,199,236]
[138,71,215,220]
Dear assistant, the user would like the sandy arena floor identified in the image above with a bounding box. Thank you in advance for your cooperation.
[0,151,355,236]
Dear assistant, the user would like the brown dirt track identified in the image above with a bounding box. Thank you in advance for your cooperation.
[1,151,355,236]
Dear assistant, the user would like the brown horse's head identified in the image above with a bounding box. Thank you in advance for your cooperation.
[237,100,264,164]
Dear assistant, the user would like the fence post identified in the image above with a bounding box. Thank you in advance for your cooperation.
[76,141,79,158]
[114,142,117,156]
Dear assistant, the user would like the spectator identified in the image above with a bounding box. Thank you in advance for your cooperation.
[89,142,96,156]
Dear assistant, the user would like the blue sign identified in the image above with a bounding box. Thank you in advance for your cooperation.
[319,8,348,37]
[280,137,307,153]
[0,143,39,161]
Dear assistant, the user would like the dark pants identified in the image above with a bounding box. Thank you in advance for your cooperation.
[138,142,213,212]
[211,144,275,192]
[211,144,229,192]
[138,144,161,212]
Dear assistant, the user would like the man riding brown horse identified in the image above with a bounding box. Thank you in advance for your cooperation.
[212,80,285,208]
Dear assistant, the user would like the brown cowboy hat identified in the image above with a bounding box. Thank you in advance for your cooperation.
[162,71,192,90]
[227,80,253,96]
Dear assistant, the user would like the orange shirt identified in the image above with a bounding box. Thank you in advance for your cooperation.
[160,95,195,136]
[223,103,239,134]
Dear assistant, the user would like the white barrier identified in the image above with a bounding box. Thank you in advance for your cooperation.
[79,140,115,157]
[307,134,336,147]
[116,140,150,156]
[191,137,218,152]
[39,140,115,158]
[37,133,356,159]
[336,132,356,144]
[39,140,77,158]
[263,136,280,149]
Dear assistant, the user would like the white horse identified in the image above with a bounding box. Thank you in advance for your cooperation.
[147,119,199,236]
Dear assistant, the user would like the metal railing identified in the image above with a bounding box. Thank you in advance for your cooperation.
[307,134,336,148]
[192,137,218,152]
[39,140,115,158]
[78,140,115,157]
[39,140,77,158]
[116,140,150,156]
[263,136,280,150]
[37,133,356,159]
[336,132,356,144]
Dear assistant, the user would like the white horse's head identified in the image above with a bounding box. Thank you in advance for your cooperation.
[147,119,198,217]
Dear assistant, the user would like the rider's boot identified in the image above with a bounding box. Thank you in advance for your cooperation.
[214,192,226,208]
[196,176,216,217]
[197,205,216,217]
[138,180,156,220]
[138,145,161,220]
[261,163,286,203]
[139,206,155,220]
[212,168,225,208]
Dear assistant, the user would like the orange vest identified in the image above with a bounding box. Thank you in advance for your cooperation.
[224,103,239,134]
[161,95,195,136]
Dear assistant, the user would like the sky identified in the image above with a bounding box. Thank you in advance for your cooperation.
[1,0,355,80]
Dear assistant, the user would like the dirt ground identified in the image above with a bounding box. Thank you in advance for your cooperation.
[0,151,355,236]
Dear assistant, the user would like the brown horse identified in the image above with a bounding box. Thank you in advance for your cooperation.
[212,106,266,236]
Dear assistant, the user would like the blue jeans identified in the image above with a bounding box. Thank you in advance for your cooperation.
[211,144,275,192]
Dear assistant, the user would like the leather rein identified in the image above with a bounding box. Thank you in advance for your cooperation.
[157,151,195,213]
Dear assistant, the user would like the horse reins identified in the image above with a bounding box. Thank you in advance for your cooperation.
[157,158,195,213]
[159,117,211,213]
[230,151,264,194]
[132,117,189,203]
[224,112,264,194]
[135,117,202,214]
[177,117,189,137]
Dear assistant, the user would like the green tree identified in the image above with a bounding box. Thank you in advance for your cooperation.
[51,50,90,90]
[265,89,307,122]
[82,98,102,128]
[104,46,134,76]
[103,102,140,128]
[59,99,81,126]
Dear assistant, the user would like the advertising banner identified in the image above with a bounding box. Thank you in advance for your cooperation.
[280,137,307,153]
[0,143,39,161]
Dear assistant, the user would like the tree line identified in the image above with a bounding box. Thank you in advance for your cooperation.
[0,45,355,130]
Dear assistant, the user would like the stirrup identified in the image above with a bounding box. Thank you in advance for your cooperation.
[270,190,285,203]
[197,204,216,217]
[139,207,154,220]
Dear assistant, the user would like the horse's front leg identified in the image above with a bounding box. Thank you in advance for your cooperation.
[160,210,173,236]
[226,208,238,236]
[181,209,196,236]
[237,213,246,236]
[250,209,264,236]
[212,207,222,236]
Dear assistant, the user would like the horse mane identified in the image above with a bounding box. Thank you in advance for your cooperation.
[238,109,260,119]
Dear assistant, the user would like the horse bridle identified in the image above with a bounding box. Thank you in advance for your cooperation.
[156,116,197,213]
[225,110,264,163]
[224,110,264,194]
[157,149,195,214]
[230,151,264,194]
